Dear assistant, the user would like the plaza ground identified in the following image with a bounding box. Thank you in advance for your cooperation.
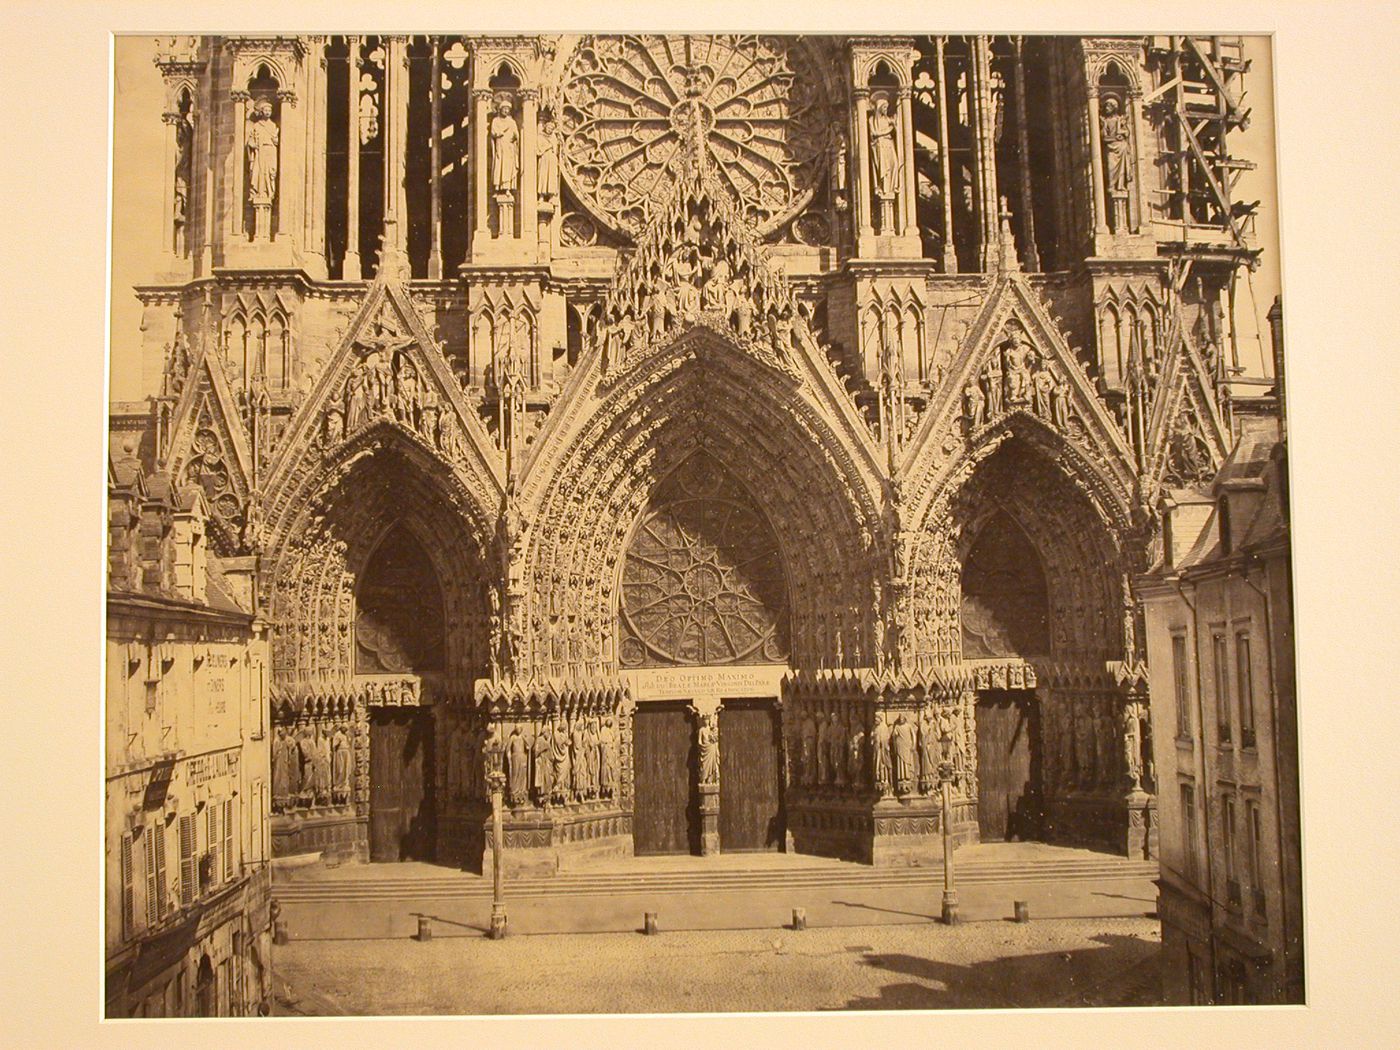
[270,843,1164,1014]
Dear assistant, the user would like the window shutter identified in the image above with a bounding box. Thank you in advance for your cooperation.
[120,832,135,938]
[144,828,157,926]
[207,805,220,888]
[223,799,235,881]
[153,821,168,920]
[179,814,196,907]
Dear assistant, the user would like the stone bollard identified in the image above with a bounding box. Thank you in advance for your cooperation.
[643,912,659,936]
[792,908,807,931]
[1014,900,1030,923]
[417,916,432,942]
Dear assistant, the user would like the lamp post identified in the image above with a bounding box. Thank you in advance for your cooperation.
[486,767,507,939]
[938,754,959,925]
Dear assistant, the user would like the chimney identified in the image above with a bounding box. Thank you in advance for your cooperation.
[1268,295,1285,440]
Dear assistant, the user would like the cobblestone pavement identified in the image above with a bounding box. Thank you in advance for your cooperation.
[272,917,1162,1015]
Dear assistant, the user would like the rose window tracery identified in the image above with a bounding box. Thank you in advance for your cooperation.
[619,456,788,667]
[560,34,831,238]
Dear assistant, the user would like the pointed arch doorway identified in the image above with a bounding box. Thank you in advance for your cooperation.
[619,453,789,856]
[961,511,1048,842]
[357,524,444,862]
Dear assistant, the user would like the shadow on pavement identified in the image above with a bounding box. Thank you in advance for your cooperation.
[842,932,1163,1010]
[829,900,939,922]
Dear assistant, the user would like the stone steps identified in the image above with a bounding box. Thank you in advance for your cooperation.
[274,858,1158,902]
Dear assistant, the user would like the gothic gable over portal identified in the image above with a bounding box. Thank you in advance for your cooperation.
[164,340,255,555]
[1145,314,1231,493]
[593,161,810,389]
[905,273,1139,528]
[260,276,502,552]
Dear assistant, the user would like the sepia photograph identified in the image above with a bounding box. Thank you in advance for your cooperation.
[95,28,1310,1020]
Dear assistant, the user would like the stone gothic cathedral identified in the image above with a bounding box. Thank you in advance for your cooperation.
[112,33,1270,876]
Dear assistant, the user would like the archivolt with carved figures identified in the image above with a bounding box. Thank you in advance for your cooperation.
[265,426,494,691]
[521,339,883,680]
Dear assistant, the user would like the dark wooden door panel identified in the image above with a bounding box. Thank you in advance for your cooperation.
[975,693,1039,842]
[719,700,784,851]
[632,704,694,855]
[369,708,435,862]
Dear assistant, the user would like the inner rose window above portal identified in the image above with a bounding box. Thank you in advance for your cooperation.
[619,454,789,668]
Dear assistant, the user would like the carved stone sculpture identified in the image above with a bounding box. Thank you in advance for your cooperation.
[698,711,719,786]
[599,717,618,798]
[272,725,293,811]
[869,94,901,232]
[814,706,831,784]
[570,717,588,799]
[247,99,280,204]
[537,115,559,209]
[918,709,938,793]
[331,724,351,803]
[827,711,846,786]
[1100,95,1132,230]
[1122,702,1143,790]
[506,725,529,804]
[312,724,332,805]
[799,708,818,787]
[489,92,520,195]
[532,721,553,803]
[550,715,571,803]
[847,714,867,788]
[891,713,916,794]
[872,712,892,795]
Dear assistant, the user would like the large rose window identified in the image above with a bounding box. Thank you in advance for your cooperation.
[619,455,789,667]
[559,34,831,238]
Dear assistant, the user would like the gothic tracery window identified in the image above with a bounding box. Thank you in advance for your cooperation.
[619,454,788,667]
[559,34,831,238]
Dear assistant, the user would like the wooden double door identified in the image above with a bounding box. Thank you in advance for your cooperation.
[974,690,1043,842]
[369,707,435,862]
[631,699,784,855]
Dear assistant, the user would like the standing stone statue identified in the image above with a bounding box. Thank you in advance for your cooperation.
[983,351,1004,416]
[331,723,351,804]
[814,707,831,784]
[532,720,553,804]
[1032,363,1055,419]
[584,717,601,798]
[272,726,292,811]
[312,724,332,805]
[551,715,571,803]
[872,712,892,795]
[847,713,867,788]
[570,717,588,799]
[599,718,618,798]
[502,725,525,804]
[1100,95,1133,230]
[489,92,520,196]
[918,709,939,793]
[246,99,280,207]
[963,380,986,428]
[828,711,847,786]
[891,714,916,794]
[698,711,720,786]
[868,94,901,231]
[799,708,818,787]
[1122,702,1143,790]
[537,114,559,208]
